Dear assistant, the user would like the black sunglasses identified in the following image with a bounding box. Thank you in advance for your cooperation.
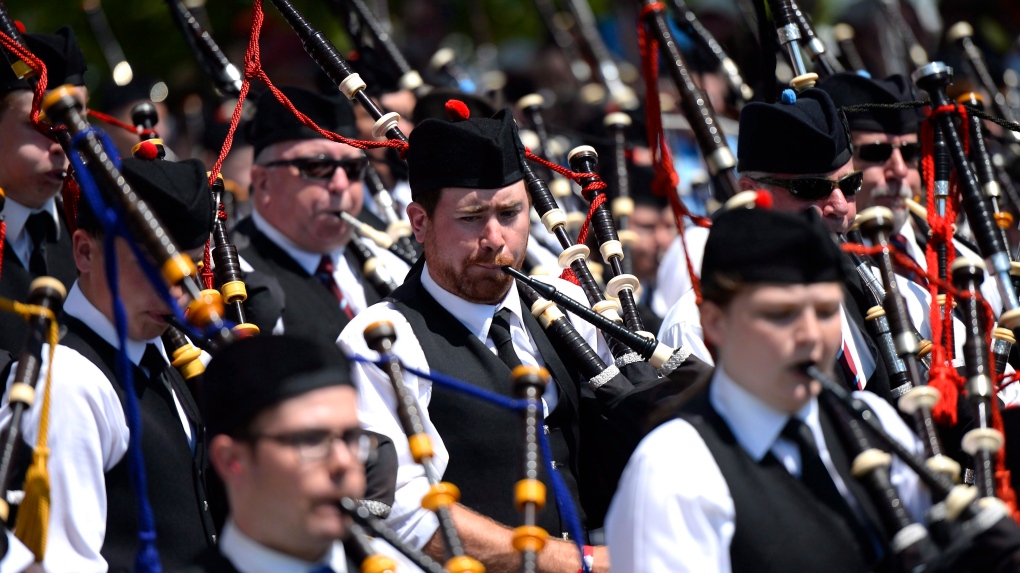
[752,170,864,201]
[856,142,921,163]
[261,155,369,182]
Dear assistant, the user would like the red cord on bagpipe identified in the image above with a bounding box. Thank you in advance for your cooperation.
[920,104,967,427]
[87,109,157,138]
[207,0,407,192]
[637,2,710,303]
[0,30,47,132]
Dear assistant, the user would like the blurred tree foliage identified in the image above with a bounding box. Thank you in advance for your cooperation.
[9,0,611,110]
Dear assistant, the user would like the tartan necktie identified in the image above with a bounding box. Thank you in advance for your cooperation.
[315,255,355,319]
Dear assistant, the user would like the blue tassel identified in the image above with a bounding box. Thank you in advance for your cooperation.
[134,530,162,573]
[781,88,797,105]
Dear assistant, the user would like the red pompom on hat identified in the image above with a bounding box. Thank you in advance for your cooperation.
[445,99,470,122]
[133,140,160,161]
[754,190,774,210]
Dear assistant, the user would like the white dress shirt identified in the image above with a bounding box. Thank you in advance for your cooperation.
[656,291,879,388]
[897,217,1003,316]
[0,282,193,573]
[1,196,61,268]
[219,518,425,573]
[605,368,929,573]
[652,225,710,317]
[251,208,410,317]
[220,519,350,573]
[338,263,612,550]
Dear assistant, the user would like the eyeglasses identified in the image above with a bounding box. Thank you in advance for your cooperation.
[249,427,376,464]
[751,170,864,201]
[261,155,369,182]
[856,142,921,164]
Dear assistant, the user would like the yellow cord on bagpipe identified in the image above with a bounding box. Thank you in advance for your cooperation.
[0,297,59,560]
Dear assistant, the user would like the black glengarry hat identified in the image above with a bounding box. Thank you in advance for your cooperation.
[199,334,354,436]
[0,25,87,94]
[737,88,852,175]
[407,105,526,199]
[816,72,919,136]
[413,88,496,125]
[120,158,214,250]
[701,208,844,296]
[77,158,214,251]
[247,86,357,157]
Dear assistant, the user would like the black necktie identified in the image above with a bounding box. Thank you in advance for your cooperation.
[781,417,851,516]
[142,343,200,450]
[24,212,54,276]
[489,307,523,370]
[141,344,170,383]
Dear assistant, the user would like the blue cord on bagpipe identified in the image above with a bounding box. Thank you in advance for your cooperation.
[66,125,189,573]
[350,354,592,573]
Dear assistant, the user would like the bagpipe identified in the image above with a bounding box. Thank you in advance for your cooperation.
[833,60,1020,569]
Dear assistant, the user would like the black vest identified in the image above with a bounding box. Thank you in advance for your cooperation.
[679,385,889,573]
[237,219,382,346]
[387,260,586,538]
[60,317,216,572]
[0,207,77,354]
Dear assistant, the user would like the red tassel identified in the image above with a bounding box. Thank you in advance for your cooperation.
[637,3,709,303]
[445,99,470,121]
[14,21,24,34]
[61,173,80,236]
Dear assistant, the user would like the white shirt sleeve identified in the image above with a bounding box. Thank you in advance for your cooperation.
[606,419,734,573]
[657,290,714,365]
[338,303,443,551]
[0,345,130,573]
[0,530,35,573]
[881,270,968,365]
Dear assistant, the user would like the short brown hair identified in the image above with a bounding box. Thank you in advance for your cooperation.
[700,272,747,309]
[411,187,442,219]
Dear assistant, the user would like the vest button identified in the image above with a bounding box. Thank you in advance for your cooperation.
[544,425,550,435]
[203,501,209,511]
[550,461,558,469]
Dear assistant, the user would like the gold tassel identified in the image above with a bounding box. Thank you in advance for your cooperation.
[0,298,60,562]
[14,447,50,560]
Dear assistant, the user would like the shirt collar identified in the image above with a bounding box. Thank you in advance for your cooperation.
[2,196,60,244]
[219,519,348,573]
[252,208,343,276]
[709,367,814,461]
[421,261,525,343]
[62,281,165,367]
